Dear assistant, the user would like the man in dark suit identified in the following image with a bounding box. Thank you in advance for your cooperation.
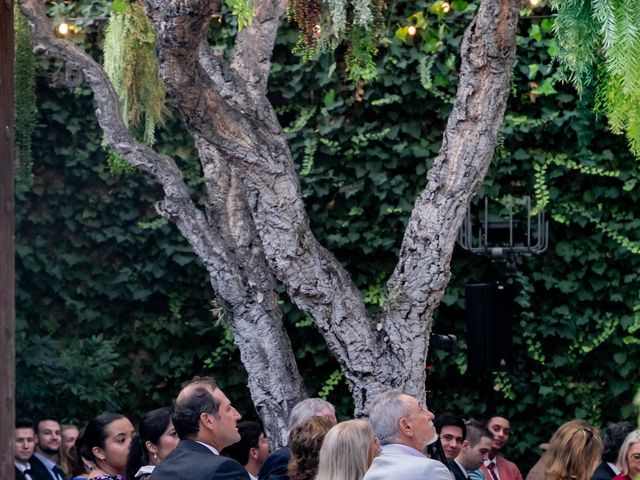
[15,418,49,480]
[591,422,634,480]
[30,417,66,480]
[450,421,493,480]
[151,376,250,480]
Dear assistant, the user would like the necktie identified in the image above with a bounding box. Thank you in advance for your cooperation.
[487,461,499,480]
[23,468,33,480]
[52,465,67,480]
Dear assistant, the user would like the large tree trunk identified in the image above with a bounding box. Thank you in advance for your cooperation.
[19,0,522,440]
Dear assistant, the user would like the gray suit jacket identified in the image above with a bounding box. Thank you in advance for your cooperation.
[363,444,454,480]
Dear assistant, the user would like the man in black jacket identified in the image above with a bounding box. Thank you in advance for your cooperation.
[591,422,634,480]
[15,418,49,480]
[151,376,249,480]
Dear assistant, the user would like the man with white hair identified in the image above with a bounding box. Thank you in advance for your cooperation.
[258,398,336,480]
[363,390,453,480]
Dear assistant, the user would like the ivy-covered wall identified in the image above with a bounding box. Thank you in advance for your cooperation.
[16,0,639,472]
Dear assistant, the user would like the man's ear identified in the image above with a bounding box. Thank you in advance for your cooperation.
[398,418,413,437]
[249,447,259,461]
[461,440,471,452]
[200,412,216,433]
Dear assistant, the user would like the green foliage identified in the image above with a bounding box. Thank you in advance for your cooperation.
[229,0,255,31]
[103,1,167,144]
[16,81,253,422]
[551,0,640,157]
[14,6,37,189]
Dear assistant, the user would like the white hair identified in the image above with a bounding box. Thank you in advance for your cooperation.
[368,390,411,445]
[288,398,335,432]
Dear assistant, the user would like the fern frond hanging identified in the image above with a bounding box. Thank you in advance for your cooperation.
[103,2,167,145]
[551,0,640,159]
[550,0,600,93]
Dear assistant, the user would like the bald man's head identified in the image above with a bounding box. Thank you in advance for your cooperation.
[172,377,220,439]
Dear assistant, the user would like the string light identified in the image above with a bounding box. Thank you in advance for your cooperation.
[57,21,70,35]
[313,24,322,35]
[407,25,417,36]
[529,0,542,5]
[441,1,451,13]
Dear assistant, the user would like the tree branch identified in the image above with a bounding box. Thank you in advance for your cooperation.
[141,0,387,403]
[230,0,288,94]
[380,0,522,394]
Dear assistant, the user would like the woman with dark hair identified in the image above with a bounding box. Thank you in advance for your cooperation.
[73,412,135,480]
[126,407,179,479]
[288,415,336,480]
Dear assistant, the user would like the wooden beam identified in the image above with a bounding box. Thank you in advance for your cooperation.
[0,0,16,478]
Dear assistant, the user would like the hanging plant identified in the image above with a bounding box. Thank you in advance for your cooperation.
[103,0,168,145]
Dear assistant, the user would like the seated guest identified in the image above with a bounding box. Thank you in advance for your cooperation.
[150,376,250,480]
[545,419,602,480]
[315,419,379,480]
[288,416,336,480]
[591,423,634,480]
[15,418,38,480]
[31,417,67,480]
[222,421,271,480]
[612,430,640,480]
[60,425,80,478]
[259,398,335,480]
[74,412,136,480]
[481,416,522,480]
[434,412,467,461]
[450,421,493,480]
[363,390,452,480]
[126,407,179,479]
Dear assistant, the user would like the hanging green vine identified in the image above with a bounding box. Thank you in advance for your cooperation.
[103,1,167,145]
[550,0,640,158]
[287,0,384,83]
[14,5,37,189]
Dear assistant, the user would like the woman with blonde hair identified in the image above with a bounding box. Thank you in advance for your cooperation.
[545,419,603,480]
[315,419,379,480]
[612,429,640,480]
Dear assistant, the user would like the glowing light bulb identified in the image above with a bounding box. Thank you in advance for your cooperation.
[529,0,541,5]
[407,25,417,36]
[313,24,322,35]
[441,1,451,13]
[57,21,70,35]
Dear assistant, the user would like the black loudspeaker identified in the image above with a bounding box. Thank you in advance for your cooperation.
[465,283,514,373]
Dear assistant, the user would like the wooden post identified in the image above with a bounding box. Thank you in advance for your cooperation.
[0,0,16,478]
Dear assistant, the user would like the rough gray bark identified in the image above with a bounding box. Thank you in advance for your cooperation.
[19,0,522,441]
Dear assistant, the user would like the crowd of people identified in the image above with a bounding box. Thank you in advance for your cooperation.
[13,376,640,480]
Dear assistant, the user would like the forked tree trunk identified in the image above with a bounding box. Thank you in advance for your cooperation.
[19,0,522,443]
